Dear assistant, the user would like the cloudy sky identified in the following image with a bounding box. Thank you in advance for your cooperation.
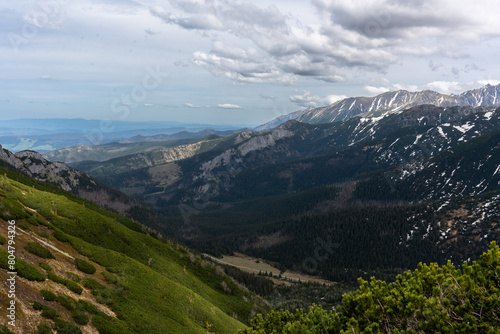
[1,0,500,126]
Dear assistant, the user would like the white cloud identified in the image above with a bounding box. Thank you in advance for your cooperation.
[325,94,348,105]
[185,103,201,108]
[192,43,297,85]
[151,1,347,84]
[478,79,500,86]
[312,0,500,43]
[151,0,500,87]
[363,79,422,96]
[217,103,242,109]
[423,81,465,95]
[424,80,500,95]
[150,5,225,30]
[363,85,390,96]
[289,90,347,108]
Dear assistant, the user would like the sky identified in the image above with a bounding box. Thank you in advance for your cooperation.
[1,0,500,126]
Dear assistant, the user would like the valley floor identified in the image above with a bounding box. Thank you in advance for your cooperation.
[205,252,335,286]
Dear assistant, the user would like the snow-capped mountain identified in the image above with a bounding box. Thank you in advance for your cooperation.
[258,84,500,130]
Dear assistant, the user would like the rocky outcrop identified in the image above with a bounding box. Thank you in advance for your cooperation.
[0,145,165,221]
[0,145,93,192]
[238,128,294,156]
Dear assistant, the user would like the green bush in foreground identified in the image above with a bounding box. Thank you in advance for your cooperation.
[53,319,82,334]
[65,280,83,295]
[37,323,52,334]
[0,249,45,281]
[66,272,81,282]
[15,260,46,281]
[75,258,96,274]
[40,289,57,302]
[33,303,82,333]
[71,302,90,326]
[92,313,134,334]
[25,242,55,259]
[48,271,67,284]
[53,229,70,242]
[102,271,118,284]
[26,215,40,226]
[33,301,59,320]
[37,231,50,239]
[241,242,500,334]
[0,325,15,334]
[47,272,83,294]
[39,261,52,271]
[82,277,104,290]
[56,294,76,311]
[77,300,100,315]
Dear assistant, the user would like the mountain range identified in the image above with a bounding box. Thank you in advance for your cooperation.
[38,84,500,165]
[46,102,498,282]
[70,105,499,204]
[257,83,500,130]
[2,84,500,333]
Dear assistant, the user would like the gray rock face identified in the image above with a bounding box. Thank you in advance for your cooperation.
[0,145,94,192]
[238,128,294,156]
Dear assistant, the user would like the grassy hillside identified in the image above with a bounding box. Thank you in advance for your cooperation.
[0,166,269,333]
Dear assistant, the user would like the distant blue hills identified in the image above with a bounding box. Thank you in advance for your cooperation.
[0,118,248,152]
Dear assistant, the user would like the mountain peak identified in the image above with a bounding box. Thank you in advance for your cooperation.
[15,149,47,163]
[257,84,500,130]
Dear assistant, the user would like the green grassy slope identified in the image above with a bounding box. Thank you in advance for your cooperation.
[0,166,269,333]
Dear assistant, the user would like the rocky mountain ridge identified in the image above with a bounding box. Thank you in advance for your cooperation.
[0,145,168,228]
[44,129,246,164]
[258,84,500,130]
[73,105,499,207]
[0,145,90,192]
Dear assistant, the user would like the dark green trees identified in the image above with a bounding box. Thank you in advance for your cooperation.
[241,241,500,333]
